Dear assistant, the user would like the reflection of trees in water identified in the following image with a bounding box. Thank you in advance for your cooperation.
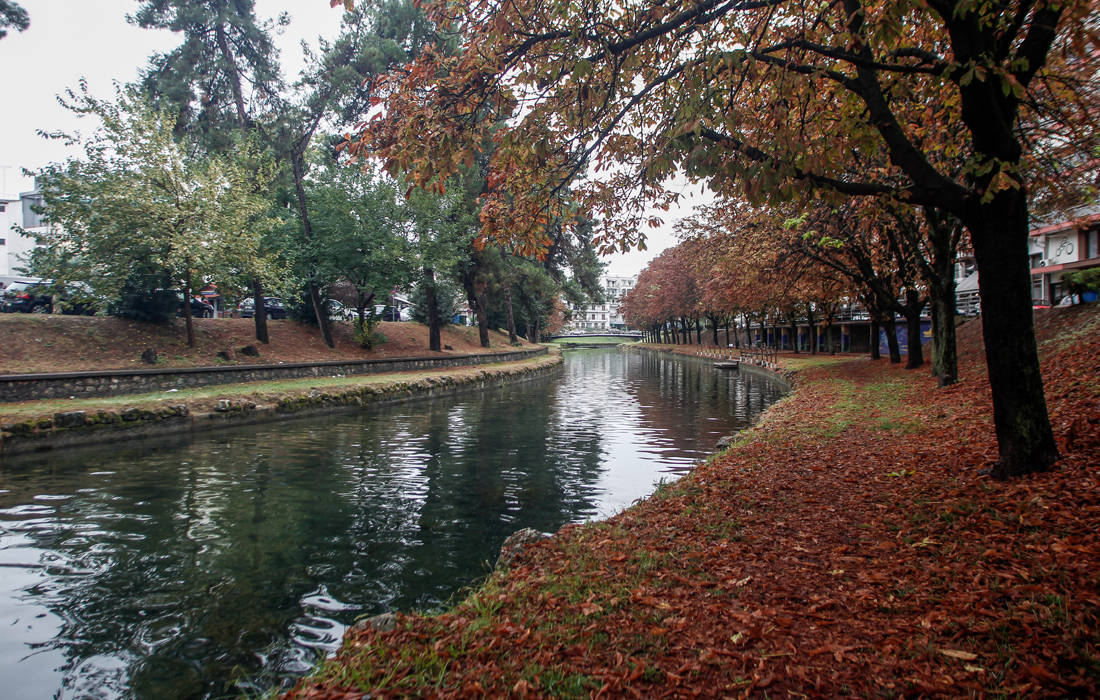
[0,350,782,699]
[625,351,787,452]
[0,376,618,699]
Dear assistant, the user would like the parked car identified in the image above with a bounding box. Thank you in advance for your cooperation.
[179,295,215,318]
[1,281,98,315]
[325,298,355,321]
[373,304,405,322]
[237,296,287,320]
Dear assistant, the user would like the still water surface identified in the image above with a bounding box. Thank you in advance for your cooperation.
[0,348,784,698]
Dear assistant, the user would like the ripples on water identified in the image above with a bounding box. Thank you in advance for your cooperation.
[0,348,784,699]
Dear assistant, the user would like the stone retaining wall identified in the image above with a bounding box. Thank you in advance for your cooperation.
[0,347,547,402]
[735,361,796,391]
[0,354,563,457]
[622,344,796,390]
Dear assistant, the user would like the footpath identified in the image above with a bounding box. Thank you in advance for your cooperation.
[289,305,1100,698]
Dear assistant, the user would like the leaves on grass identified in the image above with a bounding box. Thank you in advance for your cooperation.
[289,306,1100,698]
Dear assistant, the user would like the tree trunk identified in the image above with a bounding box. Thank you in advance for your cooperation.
[695,318,702,344]
[355,291,376,338]
[424,268,442,352]
[183,271,195,348]
[464,285,490,348]
[966,192,1059,477]
[680,317,691,344]
[530,314,540,344]
[215,22,251,128]
[291,156,334,348]
[929,278,958,386]
[251,277,269,344]
[476,292,491,347]
[503,284,518,344]
[712,316,720,346]
[809,310,818,354]
[904,288,925,370]
[870,318,881,360]
[884,315,901,364]
[789,318,799,353]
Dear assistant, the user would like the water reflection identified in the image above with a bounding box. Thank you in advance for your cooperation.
[0,348,784,699]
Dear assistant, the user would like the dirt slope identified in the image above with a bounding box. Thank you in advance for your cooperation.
[0,315,531,375]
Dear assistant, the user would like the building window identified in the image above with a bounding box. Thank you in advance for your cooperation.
[1088,228,1099,259]
[0,204,5,212]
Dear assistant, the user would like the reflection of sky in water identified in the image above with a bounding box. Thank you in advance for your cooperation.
[0,349,784,699]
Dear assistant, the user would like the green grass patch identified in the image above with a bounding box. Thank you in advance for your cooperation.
[782,356,850,370]
[0,356,554,420]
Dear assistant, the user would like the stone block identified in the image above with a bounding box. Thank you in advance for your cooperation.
[53,411,86,429]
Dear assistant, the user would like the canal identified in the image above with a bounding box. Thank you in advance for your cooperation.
[0,348,785,699]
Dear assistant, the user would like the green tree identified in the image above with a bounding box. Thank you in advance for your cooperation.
[28,88,278,347]
[405,186,470,351]
[308,154,413,331]
[132,0,287,343]
[263,3,431,348]
[131,0,283,144]
[0,0,28,39]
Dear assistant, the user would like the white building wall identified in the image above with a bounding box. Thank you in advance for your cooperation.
[565,274,637,331]
[3,189,48,278]
[0,198,18,276]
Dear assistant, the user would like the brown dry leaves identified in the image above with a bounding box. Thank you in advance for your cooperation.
[289,305,1100,698]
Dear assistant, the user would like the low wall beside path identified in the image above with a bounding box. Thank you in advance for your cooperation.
[0,347,548,402]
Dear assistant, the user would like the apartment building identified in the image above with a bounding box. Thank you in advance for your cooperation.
[565,274,637,331]
[1029,203,1100,306]
[0,187,45,279]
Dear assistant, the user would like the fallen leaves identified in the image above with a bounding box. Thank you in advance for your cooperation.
[938,648,979,661]
[287,306,1100,699]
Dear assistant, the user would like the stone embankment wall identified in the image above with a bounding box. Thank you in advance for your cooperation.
[622,344,796,390]
[0,347,547,402]
[0,354,562,457]
[735,361,796,391]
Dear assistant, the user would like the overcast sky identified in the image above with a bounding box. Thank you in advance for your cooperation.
[0,1,689,275]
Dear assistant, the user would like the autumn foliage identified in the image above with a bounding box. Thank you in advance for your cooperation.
[288,303,1100,698]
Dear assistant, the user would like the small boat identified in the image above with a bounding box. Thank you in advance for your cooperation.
[713,360,740,369]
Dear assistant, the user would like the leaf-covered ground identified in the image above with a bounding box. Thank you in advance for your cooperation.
[0,316,529,374]
[289,305,1100,698]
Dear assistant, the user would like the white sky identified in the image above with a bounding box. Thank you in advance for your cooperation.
[0,1,689,276]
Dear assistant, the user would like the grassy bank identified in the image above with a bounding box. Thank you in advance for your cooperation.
[0,353,561,455]
[289,305,1100,698]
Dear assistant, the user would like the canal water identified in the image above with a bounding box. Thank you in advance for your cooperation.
[0,348,784,699]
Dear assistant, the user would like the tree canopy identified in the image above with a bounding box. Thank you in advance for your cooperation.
[0,0,28,40]
[352,0,1100,477]
[28,87,279,346]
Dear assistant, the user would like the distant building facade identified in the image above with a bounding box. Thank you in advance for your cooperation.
[565,274,637,331]
[0,185,49,280]
[1028,204,1100,306]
